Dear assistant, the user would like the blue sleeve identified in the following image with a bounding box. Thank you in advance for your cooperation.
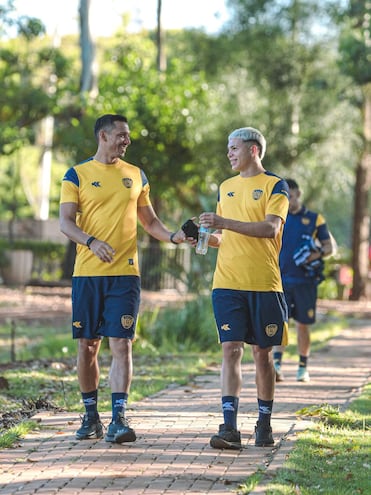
[272,179,289,199]
[62,167,79,187]
[317,223,330,241]
[140,169,149,187]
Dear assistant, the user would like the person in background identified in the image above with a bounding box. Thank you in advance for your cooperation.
[273,179,333,383]
[198,127,289,449]
[59,114,186,443]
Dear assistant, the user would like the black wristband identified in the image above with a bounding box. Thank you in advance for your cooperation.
[86,236,96,249]
[170,233,179,245]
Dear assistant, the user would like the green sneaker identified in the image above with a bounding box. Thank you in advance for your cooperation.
[105,412,136,444]
[75,413,103,440]
[210,424,242,450]
[297,367,310,382]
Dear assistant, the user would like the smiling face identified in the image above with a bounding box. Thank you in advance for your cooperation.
[104,120,131,158]
[227,137,255,173]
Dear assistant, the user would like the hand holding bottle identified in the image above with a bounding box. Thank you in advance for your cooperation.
[195,225,210,255]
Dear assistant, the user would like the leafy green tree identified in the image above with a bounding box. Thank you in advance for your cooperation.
[0,1,70,231]
[217,0,358,249]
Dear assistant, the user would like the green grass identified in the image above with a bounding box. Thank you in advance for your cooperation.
[0,352,220,413]
[0,420,40,448]
[238,383,371,495]
[0,319,75,364]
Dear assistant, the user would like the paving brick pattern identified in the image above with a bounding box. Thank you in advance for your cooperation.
[0,323,370,495]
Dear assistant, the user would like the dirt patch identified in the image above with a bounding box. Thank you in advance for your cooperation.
[0,285,370,322]
[0,285,190,324]
[0,397,63,431]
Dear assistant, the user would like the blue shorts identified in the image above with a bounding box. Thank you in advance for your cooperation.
[71,276,140,339]
[283,282,317,324]
[212,289,288,348]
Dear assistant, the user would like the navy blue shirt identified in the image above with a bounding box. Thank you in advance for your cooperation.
[279,206,330,284]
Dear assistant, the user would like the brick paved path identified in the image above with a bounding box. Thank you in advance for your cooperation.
[0,322,370,495]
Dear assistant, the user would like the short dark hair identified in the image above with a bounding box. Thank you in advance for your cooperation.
[94,114,128,141]
[285,178,299,190]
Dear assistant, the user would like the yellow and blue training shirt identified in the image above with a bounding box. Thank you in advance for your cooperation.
[60,157,151,277]
[212,172,289,292]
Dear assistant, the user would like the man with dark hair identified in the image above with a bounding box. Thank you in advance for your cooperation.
[273,179,333,382]
[60,114,186,443]
[198,126,289,449]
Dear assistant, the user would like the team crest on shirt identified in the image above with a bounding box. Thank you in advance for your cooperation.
[302,217,310,225]
[265,324,278,337]
[252,189,263,200]
[122,178,133,188]
[121,315,134,329]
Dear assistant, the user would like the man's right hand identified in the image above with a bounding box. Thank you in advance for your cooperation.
[89,239,115,263]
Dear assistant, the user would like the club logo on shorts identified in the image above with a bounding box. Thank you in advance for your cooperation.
[221,323,231,331]
[252,189,263,200]
[308,309,314,319]
[265,324,278,337]
[73,321,82,328]
[122,178,133,188]
[121,315,134,329]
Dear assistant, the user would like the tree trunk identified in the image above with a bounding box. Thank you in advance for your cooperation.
[61,0,97,279]
[156,0,166,72]
[79,0,97,95]
[350,83,371,300]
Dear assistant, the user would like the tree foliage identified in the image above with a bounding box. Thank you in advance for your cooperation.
[219,0,358,248]
[0,0,368,296]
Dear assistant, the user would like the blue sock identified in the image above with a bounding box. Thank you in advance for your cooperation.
[258,398,273,426]
[81,390,98,416]
[112,393,128,422]
[273,351,282,364]
[299,355,308,368]
[222,396,239,429]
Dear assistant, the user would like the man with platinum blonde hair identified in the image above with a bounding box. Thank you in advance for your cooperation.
[198,126,289,449]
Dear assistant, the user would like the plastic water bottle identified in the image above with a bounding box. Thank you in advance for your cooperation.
[196,226,210,255]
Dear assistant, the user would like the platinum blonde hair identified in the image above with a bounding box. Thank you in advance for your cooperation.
[228,127,266,159]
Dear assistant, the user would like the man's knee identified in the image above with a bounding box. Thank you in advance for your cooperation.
[78,338,100,354]
[109,337,132,357]
[222,341,244,361]
[253,345,272,365]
